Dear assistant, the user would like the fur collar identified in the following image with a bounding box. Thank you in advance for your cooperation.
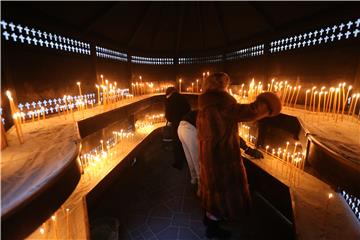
[198,90,236,110]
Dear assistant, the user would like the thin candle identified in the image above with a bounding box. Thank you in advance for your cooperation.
[270,79,275,92]
[179,78,182,93]
[12,114,24,144]
[309,86,317,111]
[100,74,104,85]
[348,94,356,115]
[304,89,310,111]
[336,88,341,120]
[352,93,360,116]
[327,88,334,113]
[293,142,298,155]
[323,91,328,113]
[96,84,101,105]
[286,86,293,106]
[342,85,352,116]
[289,86,297,107]
[317,91,323,113]
[293,86,301,108]
[313,91,318,112]
[333,88,339,115]
[77,82,82,96]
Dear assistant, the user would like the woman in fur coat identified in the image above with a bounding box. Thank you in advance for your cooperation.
[197,72,282,239]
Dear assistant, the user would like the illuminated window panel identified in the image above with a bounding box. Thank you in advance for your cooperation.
[178,55,223,65]
[131,56,174,65]
[17,93,96,119]
[270,18,360,54]
[225,44,264,61]
[96,46,127,62]
[0,19,91,55]
[341,190,360,222]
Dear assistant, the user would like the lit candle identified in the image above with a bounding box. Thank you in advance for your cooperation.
[313,91,318,112]
[285,141,289,153]
[51,214,59,240]
[139,76,142,95]
[323,91,328,113]
[289,86,297,107]
[293,85,301,108]
[270,78,275,92]
[327,88,334,113]
[293,142,298,155]
[285,86,292,106]
[100,74,104,85]
[333,89,338,115]
[342,85,352,116]
[309,86,317,111]
[179,78,182,92]
[100,140,104,152]
[341,82,346,107]
[66,208,70,239]
[196,79,199,93]
[77,82,82,96]
[348,93,356,115]
[96,84,101,105]
[304,89,310,111]
[317,91,323,113]
[5,90,17,116]
[352,93,360,116]
[12,113,24,144]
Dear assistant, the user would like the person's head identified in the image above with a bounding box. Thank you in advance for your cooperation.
[165,86,177,98]
[202,72,231,93]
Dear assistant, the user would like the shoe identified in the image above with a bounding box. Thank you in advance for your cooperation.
[205,217,231,239]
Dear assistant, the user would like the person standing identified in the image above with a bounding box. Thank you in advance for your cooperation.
[178,110,199,186]
[197,72,282,239]
[178,110,264,190]
[165,87,191,169]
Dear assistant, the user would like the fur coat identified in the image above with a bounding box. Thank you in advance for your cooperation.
[197,90,281,220]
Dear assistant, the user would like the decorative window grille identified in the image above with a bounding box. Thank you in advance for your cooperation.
[340,190,360,222]
[96,46,127,62]
[225,44,264,61]
[131,56,174,65]
[270,18,360,53]
[178,55,223,64]
[0,19,91,55]
[17,93,96,119]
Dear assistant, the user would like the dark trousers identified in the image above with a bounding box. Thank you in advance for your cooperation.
[172,121,186,169]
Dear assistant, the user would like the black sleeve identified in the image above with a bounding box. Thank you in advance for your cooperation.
[239,137,248,150]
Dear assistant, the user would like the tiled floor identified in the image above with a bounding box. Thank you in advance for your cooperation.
[89,137,292,240]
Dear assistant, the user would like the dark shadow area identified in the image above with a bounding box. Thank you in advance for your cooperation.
[88,132,293,239]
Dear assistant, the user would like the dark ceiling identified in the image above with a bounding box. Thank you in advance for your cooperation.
[2,2,360,56]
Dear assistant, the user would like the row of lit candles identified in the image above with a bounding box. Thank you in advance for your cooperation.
[79,129,135,174]
[33,114,165,239]
[239,124,305,171]
[178,71,210,93]
[229,79,360,119]
[134,114,165,129]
